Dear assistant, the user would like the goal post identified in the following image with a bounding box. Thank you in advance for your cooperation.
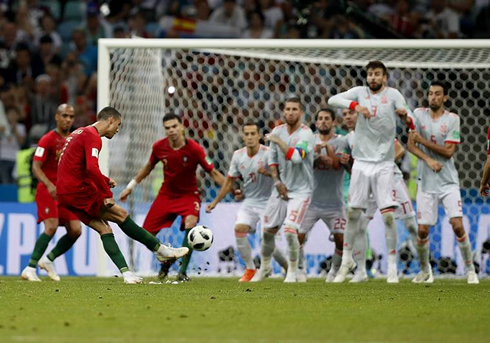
[97,39,490,278]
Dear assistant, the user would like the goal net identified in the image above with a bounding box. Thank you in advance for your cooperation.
[97,39,490,278]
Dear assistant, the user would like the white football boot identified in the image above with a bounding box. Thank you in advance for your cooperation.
[123,271,143,284]
[296,269,307,283]
[155,244,189,262]
[466,270,479,284]
[251,266,272,282]
[350,270,368,283]
[21,266,41,282]
[38,257,60,281]
[333,257,355,283]
[387,263,399,284]
[412,268,434,284]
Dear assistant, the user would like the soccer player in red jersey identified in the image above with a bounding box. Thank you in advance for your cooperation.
[120,112,226,281]
[480,127,490,197]
[56,107,188,284]
[21,104,81,282]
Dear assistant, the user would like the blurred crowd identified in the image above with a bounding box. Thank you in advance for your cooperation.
[1,0,489,185]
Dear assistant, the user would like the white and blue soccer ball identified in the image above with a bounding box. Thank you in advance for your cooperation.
[188,225,213,251]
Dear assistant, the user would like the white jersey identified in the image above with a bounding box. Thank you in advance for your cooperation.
[311,134,348,209]
[268,123,315,198]
[329,86,411,163]
[410,108,460,194]
[228,144,273,207]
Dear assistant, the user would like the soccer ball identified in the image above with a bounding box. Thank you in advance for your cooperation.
[188,225,213,251]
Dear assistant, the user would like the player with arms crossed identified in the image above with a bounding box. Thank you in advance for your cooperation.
[328,61,412,283]
[21,104,82,282]
[341,108,418,282]
[252,97,315,283]
[57,107,188,284]
[206,121,288,282]
[297,108,345,282]
[407,80,478,284]
[120,112,225,282]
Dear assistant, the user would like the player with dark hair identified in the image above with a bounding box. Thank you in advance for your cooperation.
[206,121,288,282]
[407,81,478,284]
[328,60,412,283]
[57,107,188,284]
[120,112,226,281]
[21,104,81,282]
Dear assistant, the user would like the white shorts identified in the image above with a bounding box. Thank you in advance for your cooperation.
[364,178,415,220]
[263,195,311,231]
[298,205,346,235]
[416,187,462,226]
[348,160,398,211]
[235,204,263,233]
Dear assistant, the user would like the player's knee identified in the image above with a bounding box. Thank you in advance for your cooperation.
[417,225,430,239]
[234,224,250,235]
[68,225,82,239]
[450,217,465,236]
[347,208,362,221]
[43,226,57,236]
[381,209,395,227]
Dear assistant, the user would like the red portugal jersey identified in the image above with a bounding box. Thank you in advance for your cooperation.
[33,130,66,184]
[57,126,112,197]
[487,127,490,155]
[149,138,214,196]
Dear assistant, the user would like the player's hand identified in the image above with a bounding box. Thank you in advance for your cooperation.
[47,183,57,201]
[396,108,408,120]
[480,183,490,197]
[205,203,215,213]
[264,133,281,144]
[104,197,115,208]
[119,188,132,202]
[234,189,244,201]
[409,131,422,143]
[355,105,371,119]
[340,153,351,165]
[257,167,270,176]
[426,158,443,173]
[276,182,289,200]
[319,155,333,168]
[108,178,117,188]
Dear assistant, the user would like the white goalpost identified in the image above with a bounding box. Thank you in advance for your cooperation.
[96,39,490,278]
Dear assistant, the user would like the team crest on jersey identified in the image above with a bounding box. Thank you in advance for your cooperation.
[381,96,388,104]
[240,164,245,170]
[183,156,188,165]
[45,207,50,214]
[440,124,447,135]
[257,160,264,168]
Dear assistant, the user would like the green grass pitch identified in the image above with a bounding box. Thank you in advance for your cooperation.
[0,277,489,342]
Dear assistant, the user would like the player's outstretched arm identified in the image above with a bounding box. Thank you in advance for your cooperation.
[120,161,155,202]
[32,160,56,199]
[328,88,371,119]
[395,140,406,161]
[407,131,442,173]
[206,177,234,213]
[480,155,490,197]
[209,168,226,187]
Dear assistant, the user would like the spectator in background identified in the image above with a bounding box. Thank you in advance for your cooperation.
[33,35,62,74]
[73,95,96,128]
[195,0,211,20]
[30,74,57,133]
[209,0,248,32]
[35,14,62,53]
[61,52,87,103]
[257,0,283,37]
[84,4,112,46]
[71,28,98,77]
[129,10,153,38]
[388,0,416,37]
[425,0,460,38]
[45,63,68,104]
[104,0,132,24]
[113,24,129,38]
[0,21,30,56]
[242,10,273,38]
[0,106,26,184]
[329,15,361,39]
[24,0,50,35]
[6,44,42,89]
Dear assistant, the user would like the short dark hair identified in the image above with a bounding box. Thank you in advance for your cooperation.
[284,97,302,109]
[243,121,260,132]
[162,112,182,124]
[430,80,449,95]
[365,60,387,75]
[97,107,121,120]
[315,108,335,122]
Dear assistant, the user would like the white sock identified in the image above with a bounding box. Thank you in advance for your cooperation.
[344,208,362,251]
[382,210,397,255]
[402,216,418,251]
[457,233,475,273]
[416,236,430,272]
[284,227,300,273]
[235,232,255,270]
[260,230,276,270]
[353,214,369,273]
[298,244,306,270]
[273,247,289,271]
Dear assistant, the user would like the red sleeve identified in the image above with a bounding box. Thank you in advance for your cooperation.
[487,127,490,155]
[148,143,159,166]
[83,131,112,197]
[196,143,214,173]
[33,134,50,163]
